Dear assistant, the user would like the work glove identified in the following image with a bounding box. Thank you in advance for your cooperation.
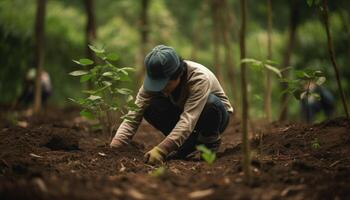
[144,146,166,165]
[110,138,128,149]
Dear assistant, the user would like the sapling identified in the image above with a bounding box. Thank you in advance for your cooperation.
[69,45,138,140]
[280,68,326,122]
[149,166,166,178]
[311,137,321,149]
[196,145,216,165]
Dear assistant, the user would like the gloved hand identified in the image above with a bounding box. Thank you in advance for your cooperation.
[110,138,128,149]
[144,146,166,165]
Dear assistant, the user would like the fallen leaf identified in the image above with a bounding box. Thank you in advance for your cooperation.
[30,153,42,158]
[119,163,126,172]
[98,152,107,157]
[188,189,214,199]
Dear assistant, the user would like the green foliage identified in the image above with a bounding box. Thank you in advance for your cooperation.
[280,68,326,101]
[241,58,282,78]
[149,166,166,178]
[311,138,321,149]
[196,145,216,165]
[306,0,321,7]
[69,45,138,135]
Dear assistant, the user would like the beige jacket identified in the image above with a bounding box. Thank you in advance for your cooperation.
[112,60,234,154]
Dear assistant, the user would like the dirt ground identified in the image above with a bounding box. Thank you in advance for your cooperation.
[0,106,349,200]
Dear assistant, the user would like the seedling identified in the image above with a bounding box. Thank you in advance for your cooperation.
[149,166,166,178]
[196,145,216,165]
[280,69,326,101]
[311,138,321,149]
[69,45,139,139]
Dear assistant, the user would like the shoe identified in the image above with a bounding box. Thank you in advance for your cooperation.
[203,138,221,153]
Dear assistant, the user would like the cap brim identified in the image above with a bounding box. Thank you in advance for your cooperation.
[143,74,169,92]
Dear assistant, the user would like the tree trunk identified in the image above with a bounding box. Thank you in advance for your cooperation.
[264,0,272,122]
[220,0,237,105]
[137,0,150,86]
[84,0,97,62]
[321,0,349,119]
[191,0,209,60]
[33,0,46,114]
[211,0,222,82]
[239,0,251,183]
[279,0,299,121]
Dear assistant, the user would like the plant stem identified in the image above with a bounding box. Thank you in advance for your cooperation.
[322,0,349,119]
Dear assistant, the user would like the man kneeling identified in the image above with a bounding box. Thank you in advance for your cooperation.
[110,45,234,165]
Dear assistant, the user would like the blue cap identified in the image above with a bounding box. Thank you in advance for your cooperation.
[144,45,180,92]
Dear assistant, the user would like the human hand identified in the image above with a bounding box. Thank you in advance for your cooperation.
[144,146,166,165]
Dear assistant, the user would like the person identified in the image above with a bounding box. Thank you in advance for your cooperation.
[300,82,334,123]
[110,45,234,165]
[17,68,52,107]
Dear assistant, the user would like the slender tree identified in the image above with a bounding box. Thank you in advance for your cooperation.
[191,0,209,60]
[137,0,150,86]
[264,0,272,122]
[239,0,251,183]
[84,0,97,64]
[321,0,349,119]
[211,0,222,82]
[220,0,237,104]
[33,0,47,114]
[279,0,300,121]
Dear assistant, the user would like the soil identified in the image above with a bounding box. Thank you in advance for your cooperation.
[0,106,349,200]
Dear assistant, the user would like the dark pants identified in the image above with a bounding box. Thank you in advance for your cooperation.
[300,86,334,123]
[143,93,230,157]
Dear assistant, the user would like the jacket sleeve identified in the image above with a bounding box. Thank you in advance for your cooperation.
[157,74,211,154]
[111,86,154,144]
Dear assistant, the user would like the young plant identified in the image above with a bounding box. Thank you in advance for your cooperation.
[196,145,216,165]
[149,166,166,178]
[311,137,321,149]
[69,45,138,139]
[280,69,326,102]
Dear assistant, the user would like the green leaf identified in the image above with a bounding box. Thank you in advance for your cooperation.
[73,58,94,66]
[241,58,260,65]
[196,145,216,165]
[69,70,89,76]
[106,53,118,61]
[88,95,102,101]
[119,72,131,82]
[102,72,113,76]
[316,76,326,85]
[102,81,112,86]
[80,58,94,65]
[88,45,105,54]
[310,92,321,101]
[116,88,132,95]
[80,109,95,120]
[80,74,92,83]
[82,90,96,94]
[119,67,136,72]
[264,64,282,78]
[149,167,166,178]
[306,0,313,6]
